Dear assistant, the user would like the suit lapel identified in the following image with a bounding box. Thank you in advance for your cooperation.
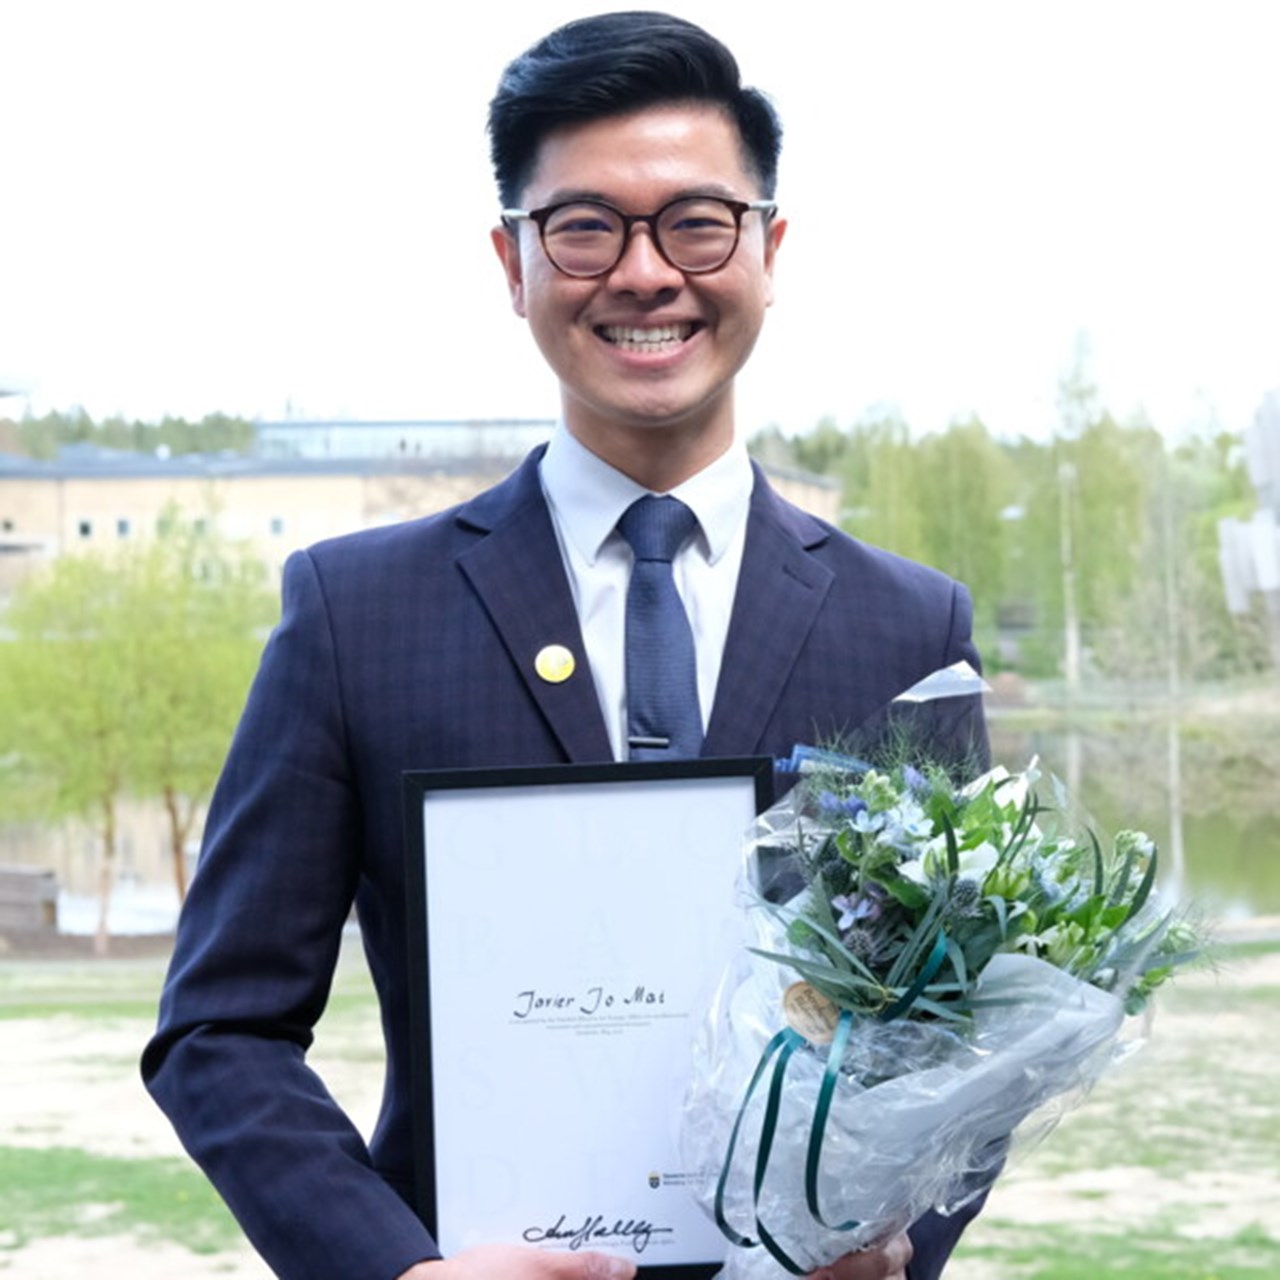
[455,451,613,764]
[454,454,832,764]
[702,470,834,757]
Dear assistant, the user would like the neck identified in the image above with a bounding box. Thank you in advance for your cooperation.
[562,400,736,493]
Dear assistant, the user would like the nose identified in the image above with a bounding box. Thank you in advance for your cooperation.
[606,223,684,296]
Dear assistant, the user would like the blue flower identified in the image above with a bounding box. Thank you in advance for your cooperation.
[818,791,869,820]
[831,894,859,930]
[902,765,928,795]
[831,887,885,931]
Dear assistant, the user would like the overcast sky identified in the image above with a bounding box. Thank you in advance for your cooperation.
[3,0,1277,441]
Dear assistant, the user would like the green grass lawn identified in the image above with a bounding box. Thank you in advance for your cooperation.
[0,1146,241,1254]
[958,1221,1279,1280]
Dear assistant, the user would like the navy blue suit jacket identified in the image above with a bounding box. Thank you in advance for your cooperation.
[143,449,988,1280]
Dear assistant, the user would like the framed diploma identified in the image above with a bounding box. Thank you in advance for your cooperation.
[403,758,773,1277]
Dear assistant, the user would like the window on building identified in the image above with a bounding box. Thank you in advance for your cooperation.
[78,519,93,539]
[117,518,131,538]
[269,516,285,536]
[1,518,13,533]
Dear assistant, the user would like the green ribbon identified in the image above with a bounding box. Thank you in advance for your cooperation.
[879,928,950,1024]
[713,1026,809,1274]
[715,929,952,1272]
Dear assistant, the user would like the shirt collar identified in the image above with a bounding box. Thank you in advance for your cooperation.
[540,425,753,566]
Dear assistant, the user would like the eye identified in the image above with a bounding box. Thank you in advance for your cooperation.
[552,217,612,235]
[545,204,620,237]
[662,199,736,236]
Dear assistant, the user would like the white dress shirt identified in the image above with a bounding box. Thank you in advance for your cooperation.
[539,426,753,761]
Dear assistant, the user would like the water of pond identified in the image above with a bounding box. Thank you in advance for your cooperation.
[989,717,1280,922]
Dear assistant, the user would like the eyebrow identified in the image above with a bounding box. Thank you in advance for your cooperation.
[531,183,748,209]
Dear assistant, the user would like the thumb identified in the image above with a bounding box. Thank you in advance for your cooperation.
[574,1253,637,1280]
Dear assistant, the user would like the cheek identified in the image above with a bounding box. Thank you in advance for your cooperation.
[717,277,773,334]
[524,273,596,334]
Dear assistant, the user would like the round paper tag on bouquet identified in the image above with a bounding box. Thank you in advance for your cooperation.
[783,981,841,1044]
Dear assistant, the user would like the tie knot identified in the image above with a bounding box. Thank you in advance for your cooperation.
[618,495,698,564]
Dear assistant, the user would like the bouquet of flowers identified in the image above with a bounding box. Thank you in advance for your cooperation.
[682,666,1204,1278]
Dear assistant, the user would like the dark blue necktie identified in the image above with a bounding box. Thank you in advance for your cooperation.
[617,495,703,761]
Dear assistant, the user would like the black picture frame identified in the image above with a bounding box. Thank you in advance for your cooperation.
[402,757,773,1279]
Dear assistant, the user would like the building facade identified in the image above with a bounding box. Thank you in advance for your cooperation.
[0,419,841,600]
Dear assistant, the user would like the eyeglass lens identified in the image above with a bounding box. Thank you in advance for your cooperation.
[541,198,742,276]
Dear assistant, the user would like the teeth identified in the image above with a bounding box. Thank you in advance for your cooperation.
[600,323,694,350]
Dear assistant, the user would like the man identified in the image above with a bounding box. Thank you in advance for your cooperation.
[143,13,988,1280]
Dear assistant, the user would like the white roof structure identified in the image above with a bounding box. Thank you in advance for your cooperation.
[1220,391,1280,629]
[1245,390,1280,513]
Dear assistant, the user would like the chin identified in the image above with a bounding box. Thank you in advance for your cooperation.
[603,385,731,431]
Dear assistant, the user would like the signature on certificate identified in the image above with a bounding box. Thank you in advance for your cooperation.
[522,1212,675,1254]
[512,985,666,1019]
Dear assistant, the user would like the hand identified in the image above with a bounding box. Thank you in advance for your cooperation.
[811,1232,913,1280]
[397,1245,636,1279]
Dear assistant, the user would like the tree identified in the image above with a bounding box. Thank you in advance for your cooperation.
[123,519,277,899]
[0,556,137,953]
[788,415,852,476]
[914,417,1012,657]
[754,403,1267,688]
[0,518,275,949]
[1000,389,1160,680]
[835,412,928,563]
[11,408,257,460]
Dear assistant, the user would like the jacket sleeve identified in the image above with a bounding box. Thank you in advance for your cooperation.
[906,1189,993,1279]
[140,549,438,1280]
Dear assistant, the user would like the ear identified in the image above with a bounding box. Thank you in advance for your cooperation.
[762,215,787,307]
[491,224,527,318]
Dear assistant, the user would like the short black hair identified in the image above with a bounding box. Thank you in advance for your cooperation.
[488,11,782,208]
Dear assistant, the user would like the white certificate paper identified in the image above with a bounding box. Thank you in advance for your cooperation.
[404,760,770,1276]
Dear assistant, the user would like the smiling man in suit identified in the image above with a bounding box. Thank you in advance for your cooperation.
[143,13,987,1280]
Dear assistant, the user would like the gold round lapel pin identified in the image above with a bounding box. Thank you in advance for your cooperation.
[535,644,575,684]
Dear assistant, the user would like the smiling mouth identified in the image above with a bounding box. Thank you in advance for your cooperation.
[596,323,700,353]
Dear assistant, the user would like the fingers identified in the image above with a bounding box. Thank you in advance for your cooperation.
[579,1254,637,1280]
[420,1245,636,1278]
[811,1232,914,1280]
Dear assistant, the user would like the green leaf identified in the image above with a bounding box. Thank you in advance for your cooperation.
[885,900,945,989]
[987,893,1010,938]
[787,911,882,984]
[1090,829,1105,898]
[878,875,930,911]
[942,813,960,876]
[1107,832,1140,908]
[903,995,972,1023]
[745,948,888,1007]
[1120,843,1159,925]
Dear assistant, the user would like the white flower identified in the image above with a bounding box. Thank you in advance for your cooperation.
[962,757,1040,810]
[899,839,999,887]
[871,797,933,854]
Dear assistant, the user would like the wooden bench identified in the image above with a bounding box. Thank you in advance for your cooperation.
[0,865,59,932]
